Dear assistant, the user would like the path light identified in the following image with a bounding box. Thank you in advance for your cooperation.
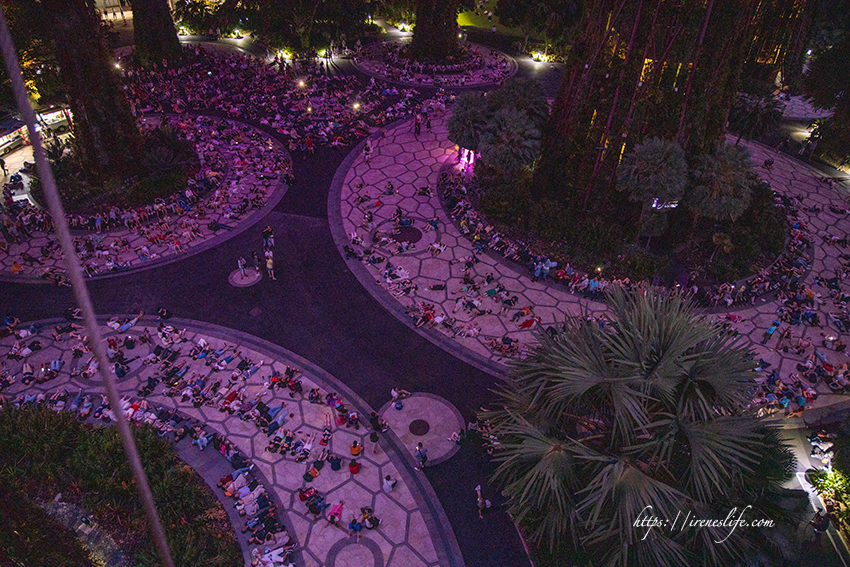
[114,62,120,69]
[307,106,312,112]
[298,80,305,87]
[353,102,361,110]
[597,267,602,273]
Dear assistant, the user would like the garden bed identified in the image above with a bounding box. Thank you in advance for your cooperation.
[0,407,241,567]
[441,164,798,308]
[29,121,201,214]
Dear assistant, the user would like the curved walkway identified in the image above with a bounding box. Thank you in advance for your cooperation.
[333,112,606,368]
[352,39,517,88]
[0,115,290,283]
[333,110,850,421]
[0,317,463,567]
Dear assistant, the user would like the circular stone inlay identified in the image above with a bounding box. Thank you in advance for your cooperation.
[228,268,262,288]
[409,419,430,436]
[332,543,376,567]
[390,225,422,244]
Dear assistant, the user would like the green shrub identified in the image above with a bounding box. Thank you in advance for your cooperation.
[0,407,241,567]
[0,485,95,567]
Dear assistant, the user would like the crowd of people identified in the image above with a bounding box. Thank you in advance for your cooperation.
[339,148,843,372]
[356,41,514,86]
[123,45,439,150]
[438,170,814,311]
[2,43,461,280]
[2,115,289,279]
[0,310,399,565]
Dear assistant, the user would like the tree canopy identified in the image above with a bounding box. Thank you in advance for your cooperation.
[617,137,688,211]
[485,288,803,566]
[687,143,757,223]
[447,91,487,152]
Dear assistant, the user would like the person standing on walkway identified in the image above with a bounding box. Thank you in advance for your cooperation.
[475,484,490,519]
[266,256,276,280]
[413,442,427,471]
[369,429,379,454]
[238,256,247,279]
[0,158,7,177]
[252,251,261,275]
[811,509,830,542]
[262,225,274,249]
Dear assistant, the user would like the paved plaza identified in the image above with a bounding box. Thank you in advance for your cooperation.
[0,318,464,567]
[335,112,606,367]
[335,111,850,421]
[0,115,290,282]
[3,27,850,567]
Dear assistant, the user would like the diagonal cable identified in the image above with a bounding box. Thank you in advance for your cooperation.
[0,9,176,567]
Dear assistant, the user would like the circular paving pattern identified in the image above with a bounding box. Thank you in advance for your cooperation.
[379,394,464,466]
[369,216,439,257]
[352,40,517,88]
[392,226,423,244]
[408,419,430,436]
[326,536,384,567]
[228,267,263,287]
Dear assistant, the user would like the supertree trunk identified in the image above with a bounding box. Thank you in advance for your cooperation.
[42,0,142,181]
[410,0,460,61]
[533,0,763,205]
[129,0,183,67]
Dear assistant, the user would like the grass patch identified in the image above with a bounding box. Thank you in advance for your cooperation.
[457,0,524,36]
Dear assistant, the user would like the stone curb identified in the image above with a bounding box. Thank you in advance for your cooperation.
[326,118,506,379]
[0,114,291,285]
[41,314,467,567]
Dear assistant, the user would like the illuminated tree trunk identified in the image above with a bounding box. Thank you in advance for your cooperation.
[42,0,142,180]
[129,0,182,67]
[534,0,762,204]
[410,0,459,61]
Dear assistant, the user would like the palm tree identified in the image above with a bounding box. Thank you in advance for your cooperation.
[686,143,756,223]
[478,107,541,174]
[486,77,550,133]
[447,91,488,153]
[728,93,783,144]
[709,232,733,262]
[617,137,688,228]
[484,288,801,566]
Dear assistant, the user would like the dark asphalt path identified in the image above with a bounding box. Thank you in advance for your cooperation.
[0,39,569,566]
[0,142,532,567]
